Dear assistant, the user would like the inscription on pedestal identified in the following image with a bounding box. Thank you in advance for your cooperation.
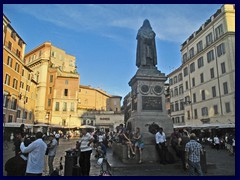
[142,96,162,110]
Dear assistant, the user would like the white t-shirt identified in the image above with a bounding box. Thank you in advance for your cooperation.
[79,133,93,152]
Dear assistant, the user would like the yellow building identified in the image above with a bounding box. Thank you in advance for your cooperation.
[25,42,80,128]
[3,14,37,126]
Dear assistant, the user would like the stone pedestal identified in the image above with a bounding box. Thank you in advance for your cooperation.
[126,67,173,163]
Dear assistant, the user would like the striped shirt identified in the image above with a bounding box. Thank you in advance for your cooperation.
[185,140,202,163]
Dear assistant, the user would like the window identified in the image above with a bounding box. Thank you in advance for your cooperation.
[28,74,30,80]
[185,96,190,104]
[22,69,24,76]
[178,73,182,81]
[25,97,28,103]
[62,119,66,126]
[13,79,18,89]
[202,90,206,100]
[18,39,23,47]
[190,62,195,73]
[11,97,17,110]
[210,68,215,79]
[175,102,179,112]
[8,41,12,50]
[26,85,30,92]
[24,111,27,119]
[215,24,224,39]
[185,81,188,90]
[179,85,183,95]
[180,99,184,110]
[187,111,190,120]
[201,107,208,116]
[217,43,225,57]
[183,67,188,77]
[174,76,177,84]
[11,31,16,40]
[63,102,67,111]
[194,109,198,119]
[169,78,173,85]
[8,115,13,123]
[16,49,21,58]
[212,86,217,97]
[5,74,10,85]
[53,102,59,112]
[71,102,74,112]
[50,75,53,83]
[213,105,218,114]
[225,102,231,113]
[181,116,185,123]
[192,78,195,87]
[17,110,21,118]
[49,87,52,94]
[64,89,68,96]
[51,51,56,57]
[206,32,213,46]
[65,80,68,85]
[29,111,32,120]
[189,47,194,59]
[207,50,214,63]
[198,57,204,68]
[48,99,51,106]
[193,93,196,103]
[15,63,20,72]
[174,88,178,96]
[3,94,10,108]
[221,62,226,74]
[223,82,228,94]
[39,51,42,57]
[200,73,204,83]
[197,40,203,53]
[182,53,187,63]
[7,56,12,67]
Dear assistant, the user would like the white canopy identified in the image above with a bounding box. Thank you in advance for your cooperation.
[80,125,96,129]
[4,122,33,128]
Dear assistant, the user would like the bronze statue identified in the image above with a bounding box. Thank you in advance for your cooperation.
[136,19,157,68]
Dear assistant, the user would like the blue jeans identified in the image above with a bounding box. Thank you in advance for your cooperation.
[48,156,55,175]
[188,160,203,176]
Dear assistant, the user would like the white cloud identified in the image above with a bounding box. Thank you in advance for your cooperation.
[4,4,221,44]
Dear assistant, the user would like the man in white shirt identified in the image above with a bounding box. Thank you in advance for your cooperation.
[78,129,94,176]
[155,127,167,164]
[20,132,47,176]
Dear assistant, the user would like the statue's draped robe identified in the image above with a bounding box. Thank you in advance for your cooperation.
[136,20,157,68]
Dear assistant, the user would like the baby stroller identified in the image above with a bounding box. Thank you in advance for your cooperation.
[96,146,111,176]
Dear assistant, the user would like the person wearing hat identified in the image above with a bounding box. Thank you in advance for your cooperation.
[185,133,204,176]
[47,133,58,175]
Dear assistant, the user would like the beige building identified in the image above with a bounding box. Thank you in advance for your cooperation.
[3,14,37,127]
[25,42,80,128]
[78,85,123,130]
[168,4,235,128]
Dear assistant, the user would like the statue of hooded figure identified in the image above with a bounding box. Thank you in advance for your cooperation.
[136,19,157,68]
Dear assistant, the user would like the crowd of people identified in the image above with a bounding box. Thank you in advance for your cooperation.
[4,123,235,176]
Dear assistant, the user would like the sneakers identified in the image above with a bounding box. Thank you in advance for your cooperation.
[138,160,142,164]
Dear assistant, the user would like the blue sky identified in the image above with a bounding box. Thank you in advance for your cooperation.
[3,4,222,99]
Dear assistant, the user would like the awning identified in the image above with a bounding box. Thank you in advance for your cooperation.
[4,122,33,128]
[33,124,49,127]
[79,125,96,129]
[50,124,64,128]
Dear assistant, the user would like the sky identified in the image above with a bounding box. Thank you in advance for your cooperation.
[3,4,222,101]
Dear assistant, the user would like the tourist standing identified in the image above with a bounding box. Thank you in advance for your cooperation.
[47,134,58,175]
[20,132,47,176]
[155,127,167,164]
[78,129,94,176]
[213,135,220,150]
[185,133,204,176]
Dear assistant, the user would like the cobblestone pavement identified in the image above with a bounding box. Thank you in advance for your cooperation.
[3,138,235,176]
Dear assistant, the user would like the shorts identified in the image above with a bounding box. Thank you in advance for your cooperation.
[135,142,144,149]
